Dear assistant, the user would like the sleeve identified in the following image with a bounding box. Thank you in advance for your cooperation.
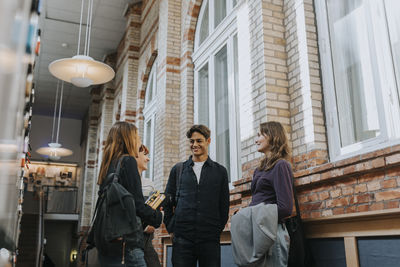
[121,156,162,228]
[273,161,294,222]
[219,167,230,231]
[163,165,177,233]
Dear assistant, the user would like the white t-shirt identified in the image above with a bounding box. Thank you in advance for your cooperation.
[193,161,205,184]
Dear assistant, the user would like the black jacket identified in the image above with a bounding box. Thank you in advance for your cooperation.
[164,156,230,242]
[102,156,162,250]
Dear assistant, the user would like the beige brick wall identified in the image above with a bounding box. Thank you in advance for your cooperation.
[78,1,400,265]
[152,0,182,190]
[284,0,328,169]
[80,96,100,226]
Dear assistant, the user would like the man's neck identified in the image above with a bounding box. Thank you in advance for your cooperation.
[192,154,208,162]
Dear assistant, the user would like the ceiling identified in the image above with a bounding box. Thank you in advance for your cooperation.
[34,0,134,119]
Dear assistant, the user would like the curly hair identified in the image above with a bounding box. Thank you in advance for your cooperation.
[258,121,291,171]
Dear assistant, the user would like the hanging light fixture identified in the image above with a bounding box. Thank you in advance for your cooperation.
[48,0,115,87]
[36,81,73,160]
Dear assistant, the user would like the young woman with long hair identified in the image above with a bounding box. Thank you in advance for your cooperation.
[97,122,162,267]
[135,144,161,267]
[250,121,294,266]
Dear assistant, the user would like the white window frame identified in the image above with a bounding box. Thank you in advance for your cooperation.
[193,0,242,184]
[143,62,157,181]
[315,0,400,161]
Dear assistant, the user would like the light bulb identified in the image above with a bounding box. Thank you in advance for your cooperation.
[71,77,93,87]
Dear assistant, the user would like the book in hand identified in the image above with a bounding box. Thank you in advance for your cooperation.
[145,190,166,210]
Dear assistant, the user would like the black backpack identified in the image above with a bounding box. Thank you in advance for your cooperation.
[86,156,143,257]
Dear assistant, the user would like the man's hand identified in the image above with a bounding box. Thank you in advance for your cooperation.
[144,225,155,234]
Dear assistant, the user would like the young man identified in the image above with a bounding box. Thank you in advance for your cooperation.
[164,125,230,267]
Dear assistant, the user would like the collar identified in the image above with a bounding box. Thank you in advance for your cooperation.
[188,155,215,167]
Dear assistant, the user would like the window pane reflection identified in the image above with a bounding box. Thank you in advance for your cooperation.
[326,0,381,147]
[214,46,230,177]
[198,64,209,126]
[214,0,227,28]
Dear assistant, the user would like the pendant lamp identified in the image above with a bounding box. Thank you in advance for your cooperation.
[36,81,73,160]
[48,0,115,87]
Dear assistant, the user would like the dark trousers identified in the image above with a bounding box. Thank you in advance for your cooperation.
[172,237,221,267]
[143,233,161,267]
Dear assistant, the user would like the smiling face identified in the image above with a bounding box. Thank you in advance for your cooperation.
[255,130,270,154]
[189,131,211,161]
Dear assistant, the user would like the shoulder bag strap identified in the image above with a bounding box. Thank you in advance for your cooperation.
[291,175,302,219]
[175,162,184,204]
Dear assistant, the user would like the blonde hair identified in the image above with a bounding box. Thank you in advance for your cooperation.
[258,121,291,171]
[97,122,140,185]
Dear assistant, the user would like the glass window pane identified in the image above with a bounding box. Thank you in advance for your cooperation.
[233,35,238,97]
[146,71,154,105]
[384,0,400,100]
[326,0,381,147]
[358,236,400,267]
[144,120,152,179]
[214,45,230,178]
[199,2,209,45]
[214,0,227,28]
[198,64,209,126]
[308,238,346,267]
[233,0,237,7]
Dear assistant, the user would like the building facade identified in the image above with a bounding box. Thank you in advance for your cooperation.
[80,0,400,266]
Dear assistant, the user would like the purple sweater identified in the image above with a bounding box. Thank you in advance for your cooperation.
[250,160,294,222]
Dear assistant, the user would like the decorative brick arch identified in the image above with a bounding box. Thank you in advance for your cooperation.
[183,0,203,44]
[136,49,158,125]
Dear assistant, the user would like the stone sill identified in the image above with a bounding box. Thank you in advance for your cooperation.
[303,207,400,224]
[293,144,400,188]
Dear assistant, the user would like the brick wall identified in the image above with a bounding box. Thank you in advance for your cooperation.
[80,92,100,226]
[284,0,328,167]
[294,145,400,218]
[78,0,400,265]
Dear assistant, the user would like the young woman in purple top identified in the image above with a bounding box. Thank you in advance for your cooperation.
[250,121,294,266]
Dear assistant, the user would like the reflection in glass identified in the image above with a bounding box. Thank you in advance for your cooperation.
[214,0,227,28]
[384,0,400,102]
[327,0,381,147]
[214,46,230,177]
[198,64,209,126]
[144,120,152,180]
[199,2,209,45]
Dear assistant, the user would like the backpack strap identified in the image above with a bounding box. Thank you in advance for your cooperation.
[174,162,184,204]
[112,155,128,183]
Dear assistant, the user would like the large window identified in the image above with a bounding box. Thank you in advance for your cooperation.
[315,0,400,160]
[142,62,157,181]
[193,0,240,182]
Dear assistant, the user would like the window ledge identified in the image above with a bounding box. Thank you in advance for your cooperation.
[293,144,400,187]
[303,207,400,224]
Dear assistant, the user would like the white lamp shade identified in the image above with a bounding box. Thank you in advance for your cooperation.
[36,143,73,159]
[48,55,115,87]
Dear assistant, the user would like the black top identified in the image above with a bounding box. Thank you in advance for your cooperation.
[104,156,162,242]
[250,159,294,222]
[164,156,230,242]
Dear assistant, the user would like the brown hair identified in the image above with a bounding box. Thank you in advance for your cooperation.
[97,122,140,185]
[258,121,291,171]
[186,124,211,139]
